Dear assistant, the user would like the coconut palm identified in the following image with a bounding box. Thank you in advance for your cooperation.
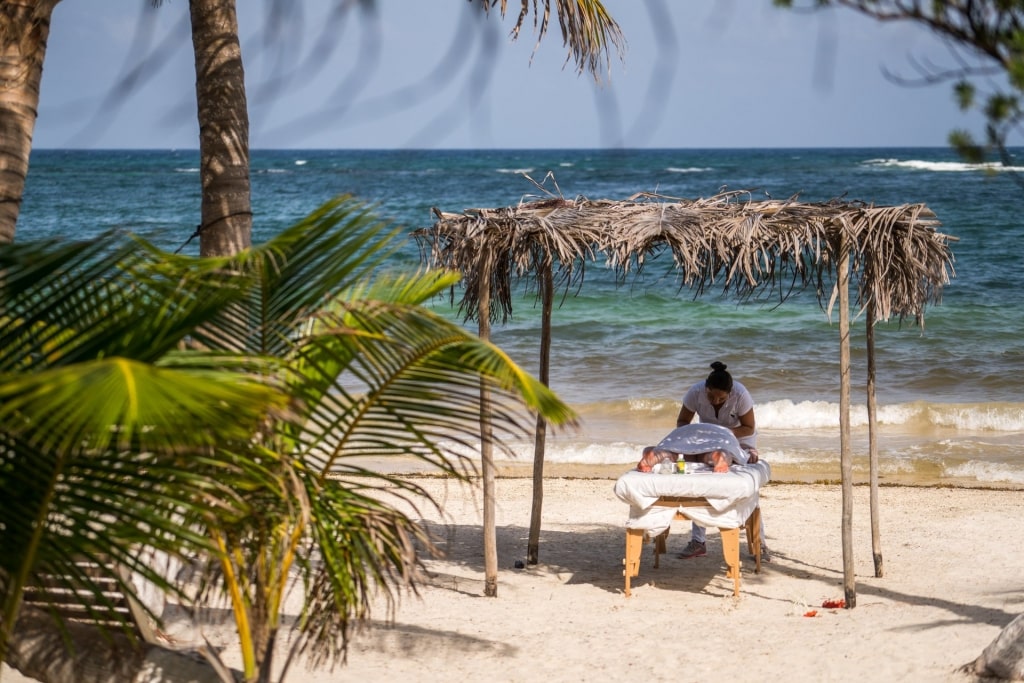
[182,0,623,257]
[0,230,290,672]
[186,0,252,256]
[0,0,62,244]
[1,196,577,682]
[183,196,576,680]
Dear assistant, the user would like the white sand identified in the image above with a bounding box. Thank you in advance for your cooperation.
[6,478,1020,682]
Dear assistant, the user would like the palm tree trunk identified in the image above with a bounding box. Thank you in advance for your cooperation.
[189,0,252,257]
[0,0,61,244]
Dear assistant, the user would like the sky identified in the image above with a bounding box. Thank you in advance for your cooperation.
[34,1,1000,150]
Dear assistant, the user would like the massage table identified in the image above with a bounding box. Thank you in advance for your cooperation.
[613,461,771,597]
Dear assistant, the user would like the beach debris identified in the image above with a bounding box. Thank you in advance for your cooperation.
[822,598,846,609]
[803,610,818,618]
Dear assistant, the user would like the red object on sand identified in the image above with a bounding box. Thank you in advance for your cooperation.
[821,598,846,609]
[804,610,818,617]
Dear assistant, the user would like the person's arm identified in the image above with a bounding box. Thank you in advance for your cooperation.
[676,405,695,428]
[734,408,758,463]
[733,407,755,440]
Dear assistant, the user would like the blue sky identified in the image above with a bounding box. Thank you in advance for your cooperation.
[36,1,995,149]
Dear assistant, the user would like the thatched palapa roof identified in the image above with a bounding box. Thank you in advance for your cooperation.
[414,187,957,603]
[417,190,955,325]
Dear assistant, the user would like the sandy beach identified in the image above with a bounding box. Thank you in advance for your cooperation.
[330,478,1021,683]
[5,476,1021,683]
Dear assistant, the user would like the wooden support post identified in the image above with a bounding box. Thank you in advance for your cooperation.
[839,237,857,607]
[477,258,498,597]
[867,301,884,578]
[528,260,553,565]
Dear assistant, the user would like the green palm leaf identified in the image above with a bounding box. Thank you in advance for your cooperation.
[0,358,282,454]
[185,196,578,671]
[292,478,436,671]
[195,196,399,357]
[293,299,575,475]
[0,234,291,663]
[0,234,250,369]
[0,196,579,676]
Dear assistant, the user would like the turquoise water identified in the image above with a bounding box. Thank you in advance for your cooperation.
[18,147,1024,486]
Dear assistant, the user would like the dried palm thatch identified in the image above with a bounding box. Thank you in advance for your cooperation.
[415,190,955,325]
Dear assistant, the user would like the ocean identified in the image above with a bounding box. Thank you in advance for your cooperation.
[18,148,1024,488]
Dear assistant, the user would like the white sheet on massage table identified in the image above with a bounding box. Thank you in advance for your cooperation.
[613,462,771,536]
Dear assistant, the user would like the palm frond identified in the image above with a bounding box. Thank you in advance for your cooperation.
[288,478,437,670]
[0,233,292,662]
[172,196,579,672]
[288,299,576,478]
[485,0,626,79]
[0,358,283,454]
[1,197,583,674]
[194,196,401,357]
[0,233,253,369]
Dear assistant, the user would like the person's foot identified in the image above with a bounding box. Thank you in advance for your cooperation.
[711,450,730,473]
[678,540,707,559]
[748,543,772,563]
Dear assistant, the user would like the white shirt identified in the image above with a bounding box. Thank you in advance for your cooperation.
[682,380,757,450]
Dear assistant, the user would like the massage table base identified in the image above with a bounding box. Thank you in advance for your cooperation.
[623,499,762,597]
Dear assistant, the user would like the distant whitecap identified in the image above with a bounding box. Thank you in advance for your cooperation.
[666,166,711,173]
[496,168,534,174]
[295,160,307,166]
[862,158,1024,172]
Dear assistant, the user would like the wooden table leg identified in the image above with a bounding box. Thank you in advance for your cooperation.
[653,528,669,569]
[745,506,762,574]
[720,527,741,596]
[624,528,644,597]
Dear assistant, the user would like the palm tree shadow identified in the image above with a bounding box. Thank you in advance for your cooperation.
[416,519,1024,631]
[163,602,517,659]
[351,619,518,659]
[417,519,740,597]
[743,548,1022,629]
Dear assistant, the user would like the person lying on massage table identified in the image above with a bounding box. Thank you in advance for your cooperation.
[635,446,735,473]
[633,421,771,561]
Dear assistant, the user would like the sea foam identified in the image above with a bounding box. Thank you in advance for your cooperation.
[755,399,1024,432]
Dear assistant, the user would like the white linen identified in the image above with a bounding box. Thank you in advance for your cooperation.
[613,462,771,537]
